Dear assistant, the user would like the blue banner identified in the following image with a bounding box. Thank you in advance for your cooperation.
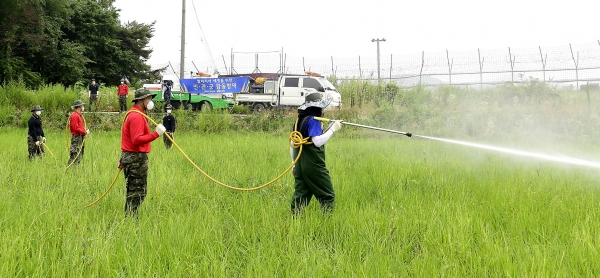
[180,77,249,94]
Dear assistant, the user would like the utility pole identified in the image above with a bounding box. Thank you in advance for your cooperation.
[372,38,386,84]
[179,0,186,78]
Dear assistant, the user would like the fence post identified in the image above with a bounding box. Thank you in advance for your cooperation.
[389,54,393,80]
[331,56,335,76]
[252,53,261,73]
[508,47,516,84]
[302,57,306,72]
[221,55,228,74]
[278,50,282,74]
[419,51,424,85]
[358,56,362,108]
[538,46,547,83]
[569,43,580,90]
[446,49,453,85]
[230,48,236,74]
[478,49,484,90]
[283,53,287,74]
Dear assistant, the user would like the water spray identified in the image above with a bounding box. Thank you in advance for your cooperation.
[315,117,600,169]
[414,135,600,169]
[314,117,412,137]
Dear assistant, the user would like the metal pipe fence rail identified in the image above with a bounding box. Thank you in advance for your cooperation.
[157,40,600,90]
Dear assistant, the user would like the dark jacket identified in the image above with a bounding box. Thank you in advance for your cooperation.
[163,114,176,132]
[28,115,45,138]
[89,84,99,94]
[163,83,172,98]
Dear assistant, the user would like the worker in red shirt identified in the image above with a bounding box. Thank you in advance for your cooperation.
[67,100,90,166]
[117,78,129,113]
[120,88,166,216]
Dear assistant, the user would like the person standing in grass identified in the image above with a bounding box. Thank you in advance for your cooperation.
[163,80,172,106]
[162,104,176,149]
[27,105,46,160]
[88,78,100,112]
[290,90,343,214]
[67,100,90,166]
[117,78,129,113]
[119,88,166,217]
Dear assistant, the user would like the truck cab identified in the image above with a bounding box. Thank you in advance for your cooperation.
[227,72,342,112]
[279,73,342,110]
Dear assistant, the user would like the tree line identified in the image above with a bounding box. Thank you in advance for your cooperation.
[0,0,156,88]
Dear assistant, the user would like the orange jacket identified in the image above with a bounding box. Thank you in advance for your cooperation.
[69,111,86,135]
[118,84,129,96]
[121,106,159,153]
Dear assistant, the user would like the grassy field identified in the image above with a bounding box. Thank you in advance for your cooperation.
[1,125,600,277]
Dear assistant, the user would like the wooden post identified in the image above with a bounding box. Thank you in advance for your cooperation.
[508,47,516,84]
[478,49,485,90]
[446,49,453,85]
[538,46,547,83]
[569,43,580,90]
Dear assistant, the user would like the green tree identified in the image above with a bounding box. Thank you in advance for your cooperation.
[0,0,155,88]
[63,0,155,86]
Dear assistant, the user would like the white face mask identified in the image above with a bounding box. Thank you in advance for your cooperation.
[121,82,124,84]
[81,107,85,112]
[92,82,95,85]
[166,110,172,114]
[36,111,42,116]
[145,100,155,110]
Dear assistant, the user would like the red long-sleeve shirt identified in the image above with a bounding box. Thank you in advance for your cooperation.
[117,84,129,96]
[121,105,159,153]
[69,111,86,135]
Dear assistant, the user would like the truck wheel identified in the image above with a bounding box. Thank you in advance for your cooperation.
[199,101,213,111]
[253,103,266,113]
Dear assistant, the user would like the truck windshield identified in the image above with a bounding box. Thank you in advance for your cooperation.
[320,78,337,91]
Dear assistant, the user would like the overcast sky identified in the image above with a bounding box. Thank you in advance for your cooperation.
[114,0,598,69]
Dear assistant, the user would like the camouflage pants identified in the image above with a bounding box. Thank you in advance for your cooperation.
[27,135,44,160]
[89,94,98,111]
[163,132,174,149]
[119,95,128,113]
[67,135,85,166]
[120,152,149,216]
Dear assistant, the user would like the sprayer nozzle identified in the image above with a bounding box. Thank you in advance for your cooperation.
[406,132,412,137]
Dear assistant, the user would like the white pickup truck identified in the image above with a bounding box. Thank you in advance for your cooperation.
[221,72,343,112]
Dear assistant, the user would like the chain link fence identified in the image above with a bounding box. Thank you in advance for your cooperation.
[156,41,600,90]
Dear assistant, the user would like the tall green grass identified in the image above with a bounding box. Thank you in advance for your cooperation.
[4,79,600,152]
[1,127,600,276]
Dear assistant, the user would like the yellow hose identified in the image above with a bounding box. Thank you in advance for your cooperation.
[41,142,57,162]
[128,109,310,191]
[84,168,122,208]
[86,109,310,207]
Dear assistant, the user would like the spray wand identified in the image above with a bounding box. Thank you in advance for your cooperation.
[314,117,412,137]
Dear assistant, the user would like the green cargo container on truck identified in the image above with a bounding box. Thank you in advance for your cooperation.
[143,75,234,111]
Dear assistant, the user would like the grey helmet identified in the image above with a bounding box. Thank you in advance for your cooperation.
[132,88,157,102]
[71,100,85,110]
[297,89,330,111]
